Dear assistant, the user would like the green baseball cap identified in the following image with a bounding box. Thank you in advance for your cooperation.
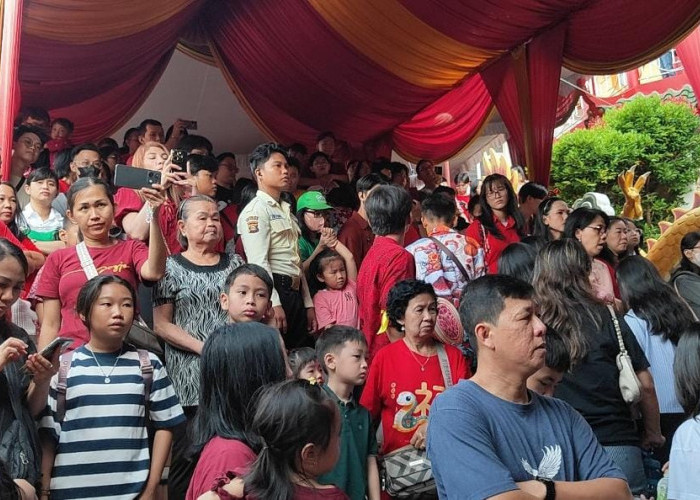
[297,190,333,211]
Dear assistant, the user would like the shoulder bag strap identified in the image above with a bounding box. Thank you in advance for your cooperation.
[76,242,99,279]
[673,276,699,320]
[137,349,153,418]
[3,362,25,422]
[435,343,453,388]
[606,304,628,355]
[55,351,75,424]
[429,236,470,282]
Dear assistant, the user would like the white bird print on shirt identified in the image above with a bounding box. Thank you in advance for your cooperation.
[521,445,562,480]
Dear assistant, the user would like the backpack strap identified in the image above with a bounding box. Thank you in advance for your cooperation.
[436,343,454,389]
[137,349,154,415]
[429,236,471,282]
[55,351,75,424]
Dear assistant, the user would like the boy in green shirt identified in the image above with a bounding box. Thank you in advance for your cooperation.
[316,326,380,500]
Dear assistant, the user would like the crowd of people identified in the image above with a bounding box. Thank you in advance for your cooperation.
[1,107,699,500]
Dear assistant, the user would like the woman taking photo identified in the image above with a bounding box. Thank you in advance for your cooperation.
[360,279,468,489]
[617,256,694,464]
[296,191,342,272]
[464,173,524,273]
[153,195,244,499]
[671,231,700,318]
[36,176,168,351]
[186,322,289,499]
[0,239,59,497]
[532,196,569,242]
[563,207,619,304]
[534,239,662,496]
[114,141,185,254]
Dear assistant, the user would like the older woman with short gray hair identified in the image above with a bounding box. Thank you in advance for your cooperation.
[152,194,244,499]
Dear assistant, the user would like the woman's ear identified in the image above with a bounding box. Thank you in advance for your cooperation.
[574,228,582,241]
[177,219,187,238]
[683,248,693,260]
[66,209,77,225]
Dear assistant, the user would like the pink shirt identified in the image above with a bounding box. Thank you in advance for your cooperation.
[313,280,360,330]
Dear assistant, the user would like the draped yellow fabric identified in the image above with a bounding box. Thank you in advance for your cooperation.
[23,0,194,44]
[176,42,216,67]
[308,0,503,89]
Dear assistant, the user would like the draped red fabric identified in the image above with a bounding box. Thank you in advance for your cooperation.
[206,0,445,148]
[677,27,700,111]
[0,0,24,180]
[19,1,204,141]
[391,74,494,162]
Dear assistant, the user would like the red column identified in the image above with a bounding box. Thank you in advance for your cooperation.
[0,0,24,180]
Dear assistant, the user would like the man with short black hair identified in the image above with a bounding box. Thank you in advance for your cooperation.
[356,184,415,361]
[518,182,548,234]
[15,106,51,131]
[428,275,632,500]
[177,135,213,156]
[11,125,48,206]
[416,159,440,193]
[137,119,165,145]
[237,143,316,348]
[337,173,388,266]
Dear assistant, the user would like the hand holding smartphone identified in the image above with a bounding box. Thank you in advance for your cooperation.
[40,337,74,359]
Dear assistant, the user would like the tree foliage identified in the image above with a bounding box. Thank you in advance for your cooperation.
[550,96,700,238]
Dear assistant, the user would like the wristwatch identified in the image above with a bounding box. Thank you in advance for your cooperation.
[536,478,555,500]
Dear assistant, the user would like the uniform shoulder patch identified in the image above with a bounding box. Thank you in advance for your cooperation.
[246,216,259,233]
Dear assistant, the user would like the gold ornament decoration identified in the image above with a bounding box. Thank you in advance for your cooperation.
[617,166,650,220]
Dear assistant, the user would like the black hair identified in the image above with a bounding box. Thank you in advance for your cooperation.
[176,195,218,250]
[532,196,564,242]
[477,174,525,239]
[598,216,628,267]
[421,193,457,224]
[678,231,700,275]
[224,264,274,297]
[459,275,534,353]
[498,242,537,283]
[467,194,481,216]
[216,152,236,163]
[562,207,609,240]
[308,248,344,295]
[243,380,338,500]
[416,159,432,175]
[316,131,335,142]
[0,183,28,241]
[249,143,288,176]
[137,119,163,136]
[454,172,470,184]
[51,117,74,134]
[288,143,308,156]
[15,106,50,126]
[370,158,392,179]
[13,124,48,145]
[286,156,301,172]
[238,183,259,215]
[231,177,256,205]
[386,280,437,329]
[187,154,218,176]
[544,328,570,373]
[308,151,331,174]
[26,167,58,186]
[123,127,139,146]
[97,137,119,150]
[288,347,317,379]
[0,238,28,277]
[518,182,548,204]
[355,173,388,194]
[674,323,700,417]
[66,176,114,211]
[191,323,287,458]
[99,144,120,162]
[315,325,367,374]
[326,185,359,211]
[177,134,213,155]
[389,162,409,178]
[365,184,412,236]
[433,185,456,198]
[70,143,101,161]
[76,275,136,331]
[617,256,694,344]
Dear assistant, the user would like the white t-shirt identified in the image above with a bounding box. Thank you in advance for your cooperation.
[668,416,700,500]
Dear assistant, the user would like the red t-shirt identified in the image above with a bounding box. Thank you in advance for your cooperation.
[114,187,183,255]
[337,211,374,267]
[35,239,149,347]
[464,216,521,273]
[356,236,415,361]
[403,224,421,247]
[0,221,20,245]
[360,340,469,454]
[220,204,239,244]
[0,222,40,298]
[186,437,257,500]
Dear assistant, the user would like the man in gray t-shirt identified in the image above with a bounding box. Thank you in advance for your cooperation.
[427,275,631,500]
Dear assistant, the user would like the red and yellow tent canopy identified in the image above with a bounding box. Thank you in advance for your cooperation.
[3,0,700,184]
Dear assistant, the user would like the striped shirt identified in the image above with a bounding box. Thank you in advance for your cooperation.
[624,310,683,414]
[39,345,186,500]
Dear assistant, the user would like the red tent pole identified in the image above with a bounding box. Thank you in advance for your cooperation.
[0,0,23,181]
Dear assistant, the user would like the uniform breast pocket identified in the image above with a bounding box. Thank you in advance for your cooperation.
[270,218,293,247]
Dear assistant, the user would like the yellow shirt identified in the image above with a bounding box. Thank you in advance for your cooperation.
[237,190,312,308]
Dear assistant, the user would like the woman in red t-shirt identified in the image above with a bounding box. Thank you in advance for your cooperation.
[464,174,524,273]
[360,280,468,467]
[114,142,185,254]
[36,176,168,350]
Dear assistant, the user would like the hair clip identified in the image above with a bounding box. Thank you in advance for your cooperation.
[307,377,318,386]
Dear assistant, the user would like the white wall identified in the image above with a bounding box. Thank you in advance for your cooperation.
[112,50,267,161]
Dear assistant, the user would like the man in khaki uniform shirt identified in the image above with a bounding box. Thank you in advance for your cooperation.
[238,143,316,347]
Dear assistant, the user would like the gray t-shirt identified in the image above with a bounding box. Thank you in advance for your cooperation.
[427,381,625,500]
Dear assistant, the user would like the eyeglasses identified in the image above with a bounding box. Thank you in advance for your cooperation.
[585,225,607,235]
[486,187,507,198]
[305,211,326,218]
[19,138,42,150]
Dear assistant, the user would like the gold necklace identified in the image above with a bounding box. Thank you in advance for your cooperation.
[404,340,434,372]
